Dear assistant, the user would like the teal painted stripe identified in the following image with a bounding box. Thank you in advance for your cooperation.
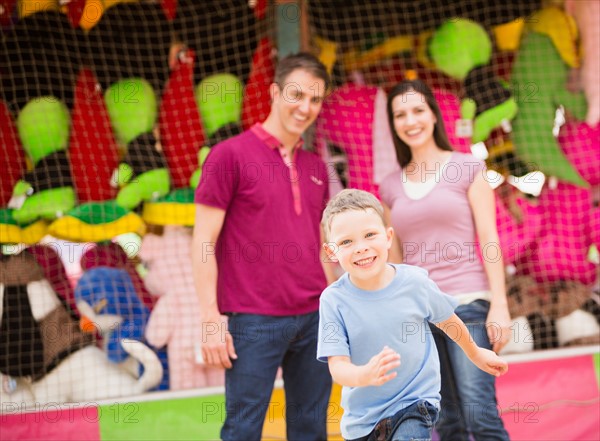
[277,3,301,58]
[98,394,225,440]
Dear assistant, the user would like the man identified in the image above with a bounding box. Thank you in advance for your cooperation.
[192,52,335,441]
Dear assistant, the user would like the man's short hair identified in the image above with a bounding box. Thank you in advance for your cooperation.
[274,52,330,91]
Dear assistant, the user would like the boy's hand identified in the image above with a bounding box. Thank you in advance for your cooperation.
[471,347,509,377]
[361,346,401,387]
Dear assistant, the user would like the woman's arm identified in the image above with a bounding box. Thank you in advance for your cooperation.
[328,347,401,387]
[383,202,403,264]
[467,172,512,353]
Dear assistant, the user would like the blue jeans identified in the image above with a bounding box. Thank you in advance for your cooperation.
[348,400,439,441]
[431,300,509,441]
[221,312,332,441]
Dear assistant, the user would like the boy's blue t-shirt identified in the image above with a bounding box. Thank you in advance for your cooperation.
[317,264,458,439]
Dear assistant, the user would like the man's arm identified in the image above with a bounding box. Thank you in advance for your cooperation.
[320,226,339,285]
[191,203,237,368]
[436,314,508,377]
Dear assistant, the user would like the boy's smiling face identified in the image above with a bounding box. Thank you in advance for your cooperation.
[324,208,394,290]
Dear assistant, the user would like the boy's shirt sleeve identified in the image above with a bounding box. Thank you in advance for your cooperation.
[316,290,350,363]
[421,275,459,323]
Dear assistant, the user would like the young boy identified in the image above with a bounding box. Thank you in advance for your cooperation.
[317,189,508,441]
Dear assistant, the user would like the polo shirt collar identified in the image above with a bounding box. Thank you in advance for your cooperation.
[250,123,304,152]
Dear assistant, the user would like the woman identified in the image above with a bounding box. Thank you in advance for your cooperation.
[380,79,511,441]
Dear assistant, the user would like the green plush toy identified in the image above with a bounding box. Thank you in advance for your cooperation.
[188,146,212,191]
[511,7,587,186]
[104,78,157,146]
[111,133,170,210]
[189,122,244,190]
[195,73,243,138]
[10,97,76,224]
[48,200,146,243]
[104,79,171,210]
[429,18,518,144]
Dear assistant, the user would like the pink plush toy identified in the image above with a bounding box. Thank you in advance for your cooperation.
[315,83,380,196]
[516,182,597,285]
[515,116,599,285]
[494,186,543,265]
[432,89,471,154]
[566,0,600,126]
[140,226,224,390]
[558,120,600,187]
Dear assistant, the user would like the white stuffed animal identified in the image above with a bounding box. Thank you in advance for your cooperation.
[0,252,163,409]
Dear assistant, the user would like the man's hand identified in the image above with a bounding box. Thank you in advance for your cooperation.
[200,314,237,369]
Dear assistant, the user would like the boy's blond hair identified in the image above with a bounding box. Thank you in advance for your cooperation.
[321,189,386,241]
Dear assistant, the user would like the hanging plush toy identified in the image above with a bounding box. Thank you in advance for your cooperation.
[195,73,243,140]
[0,101,45,244]
[27,244,79,317]
[140,226,224,390]
[172,0,257,87]
[515,102,598,286]
[429,18,518,146]
[79,242,155,311]
[142,46,205,227]
[159,47,205,190]
[315,83,382,197]
[0,101,25,207]
[565,0,600,126]
[510,6,588,186]
[0,250,163,406]
[87,0,172,96]
[69,68,119,204]
[494,183,543,266]
[104,78,170,210]
[241,36,276,130]
[47,68,146,243]
[9,97,76,224]
[143,72,246,226]
[516,182,597,286]
[558,121,600,188]
[75,265,169,390]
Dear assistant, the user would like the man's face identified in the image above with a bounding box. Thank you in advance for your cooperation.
[270,69,326,139]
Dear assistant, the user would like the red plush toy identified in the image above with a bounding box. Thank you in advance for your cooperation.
[0,100,25,206]
[27,244,79,317]
[69,68,119,203]
[242,37,275,130]
[159,47,204,189]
